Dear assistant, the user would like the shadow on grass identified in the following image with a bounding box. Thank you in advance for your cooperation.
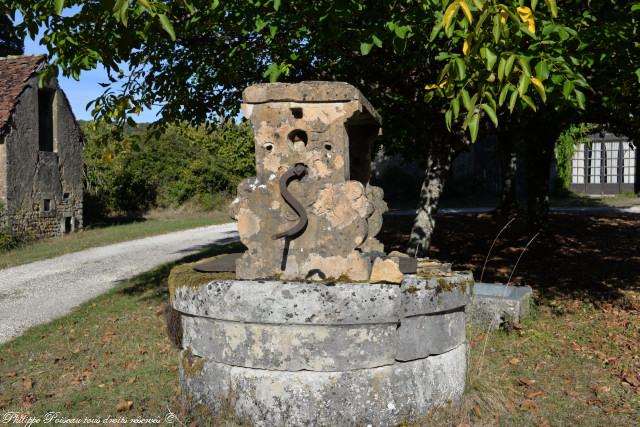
[113,242,245,306]
[380,212,640,303]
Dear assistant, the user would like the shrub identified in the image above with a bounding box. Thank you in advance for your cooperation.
[0,202,17,252]
[82,120,255,217]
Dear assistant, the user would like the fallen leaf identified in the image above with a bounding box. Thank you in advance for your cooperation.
[22,393,36,408]
[505,399,517,414]
[54,357,65,364]
[127,376,137,385]
[125,361,137,370]
[509,357,521,365]
[5,371,17,377]
[518,378,536,387]
[593,384,611,397]
[520,399,537,411]
[473,404,482,418]
[116,400,133,412]
[538,421,551,427]
[565,389,579,397]
[526,390,544,399]
[22,377,33,390]
[72,347,81,354]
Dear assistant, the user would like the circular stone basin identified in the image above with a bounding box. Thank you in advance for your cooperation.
[172,271,472,426]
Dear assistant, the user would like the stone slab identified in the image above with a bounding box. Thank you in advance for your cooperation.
[173,280,401,325]
[182,316,397,371]
[192,253,243,273]
[468,283,533,329]
[396,309,466,361]
[400,273,472,317]
[242,81,382,125]
[181,343,467,427]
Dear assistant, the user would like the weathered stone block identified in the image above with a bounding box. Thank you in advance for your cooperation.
[181,343,467,427]
[468,282,533,329]
[396,310,466,361]
[370,257,403,284]
[182,316,397,371]
[400,273,472,317]
[173,280,401,324]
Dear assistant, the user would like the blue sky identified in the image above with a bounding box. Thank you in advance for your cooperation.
[22,10,161,123]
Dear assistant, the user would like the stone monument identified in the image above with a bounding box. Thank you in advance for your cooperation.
[170,82,471,426]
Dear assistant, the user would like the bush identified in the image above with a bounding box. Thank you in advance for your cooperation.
[0,202,17,252]
[82,120,255,217]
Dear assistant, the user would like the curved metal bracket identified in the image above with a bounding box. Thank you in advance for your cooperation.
[272,163,308,240]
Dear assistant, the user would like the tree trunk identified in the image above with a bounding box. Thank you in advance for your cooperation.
[407,146,455,257]
[497,132,518,217]
[525,128,560,231]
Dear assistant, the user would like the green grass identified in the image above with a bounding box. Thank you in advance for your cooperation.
[0,211,231,270]
[0,243,243,425]
[1,242,637,426]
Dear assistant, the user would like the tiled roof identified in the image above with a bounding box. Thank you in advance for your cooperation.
[0,54,47,133]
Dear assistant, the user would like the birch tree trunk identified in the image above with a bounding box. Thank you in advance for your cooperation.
[526,127,561,231]
[497,132,518,217]
[407,145,455,257]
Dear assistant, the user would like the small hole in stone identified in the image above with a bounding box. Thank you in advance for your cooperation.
[324,143,332,151]
[287,129,308,144]
[290,107,303,119]
[263,142,274,152]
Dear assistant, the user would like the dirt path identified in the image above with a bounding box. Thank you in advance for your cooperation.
[0,222,238,344]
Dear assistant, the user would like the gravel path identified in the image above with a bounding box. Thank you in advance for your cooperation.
[0,222,238,345]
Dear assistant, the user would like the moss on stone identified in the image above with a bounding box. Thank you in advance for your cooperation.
[168,257,235,303]
[182,347,205,379]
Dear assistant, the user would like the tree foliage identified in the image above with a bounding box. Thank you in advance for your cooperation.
[0,14,23,56]
[6,1,639,143]
[82,120,254,216]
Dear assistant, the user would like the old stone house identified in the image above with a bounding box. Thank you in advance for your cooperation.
[0,55,83,239]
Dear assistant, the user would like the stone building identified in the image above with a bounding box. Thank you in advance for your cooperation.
[0,55,83,239]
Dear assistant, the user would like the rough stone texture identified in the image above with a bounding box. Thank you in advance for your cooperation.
[400,273,473,317]
[182,316,397,371]
[173,273,472,425]
[231,82,387,281]
[173,280,401,324]
[468,283,533,329]
[181,343,467,427]
[370,257,403,284]
[0,56,83,240]
[396,310,466,361]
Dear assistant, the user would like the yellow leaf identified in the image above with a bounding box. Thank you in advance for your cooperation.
[459,0,473,24]
[517,6,536,33]
[425,79,448,90]
[463,36,472,56]
[443,2,461,31]
[500,10,508,25]
[530,76,544,90]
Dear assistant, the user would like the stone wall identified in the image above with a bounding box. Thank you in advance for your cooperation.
[2,75,83,239]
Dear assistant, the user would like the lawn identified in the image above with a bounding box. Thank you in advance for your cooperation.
[1,213,638,426]
[0,210,230,270]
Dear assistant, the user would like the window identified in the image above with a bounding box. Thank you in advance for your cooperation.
[63,192,70,201]
[43,199,52,212]
[38,89,55,152]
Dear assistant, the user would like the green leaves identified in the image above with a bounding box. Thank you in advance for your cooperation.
[53,0,64,15]
[360,42,373,56]
[157,14,175,41]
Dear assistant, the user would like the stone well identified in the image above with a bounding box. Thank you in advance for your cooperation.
[170,82,472,425]
[171,266,472,426]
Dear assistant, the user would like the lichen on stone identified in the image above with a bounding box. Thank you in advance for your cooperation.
[168,257,235,303]
[181,347,205,379]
